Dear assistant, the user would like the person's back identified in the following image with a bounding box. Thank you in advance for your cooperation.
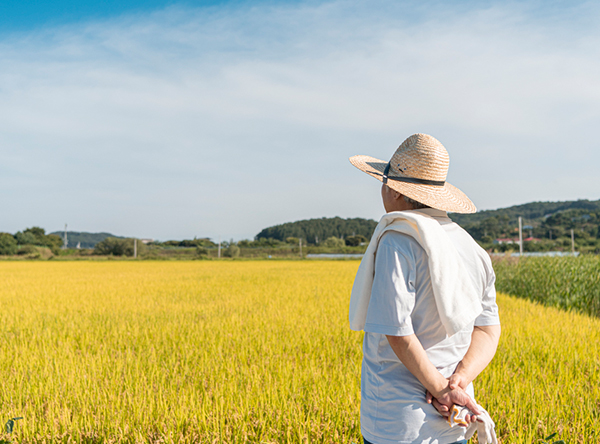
[348,133,501,444]
[361,209,499,443]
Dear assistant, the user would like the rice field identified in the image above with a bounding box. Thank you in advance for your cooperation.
[0,261,598,443]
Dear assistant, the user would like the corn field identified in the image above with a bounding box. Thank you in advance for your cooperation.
[493,256,600,316]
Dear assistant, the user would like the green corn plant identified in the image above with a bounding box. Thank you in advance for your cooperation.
[539,432,566,444]
[493,256,600,317]
[1,417,23,444]
[5,417,22,434]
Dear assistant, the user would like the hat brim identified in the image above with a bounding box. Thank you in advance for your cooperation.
[349,155,477,214]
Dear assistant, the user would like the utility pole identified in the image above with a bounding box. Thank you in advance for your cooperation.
[518,217,523,255]
[62,224,68,250]
[134,239,137,259]
[571,229,575,255]
[299,238,303,258]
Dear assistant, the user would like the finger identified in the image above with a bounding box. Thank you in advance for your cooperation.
[432,399,449,415]
[426,391,432,404]
[464,398,481,416]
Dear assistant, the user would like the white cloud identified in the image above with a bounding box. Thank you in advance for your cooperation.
[0,0,598,239]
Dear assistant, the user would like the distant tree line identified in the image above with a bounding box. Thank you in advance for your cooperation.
[4,199,598,258]
[0,227,62,255]
[93,237,217,257]
[93,237,146,256]
[50,231,125,249]
[452,200,600,253]
[255,217,377,244]
[253,200,600,253]
[238,233,369,249]
[155,238,216,248]
[451,199,600,227]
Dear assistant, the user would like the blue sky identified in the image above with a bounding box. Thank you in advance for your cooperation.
[0,0,599,241]
[0,1,223,32]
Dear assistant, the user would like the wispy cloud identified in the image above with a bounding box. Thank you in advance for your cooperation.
[0,0,598,239]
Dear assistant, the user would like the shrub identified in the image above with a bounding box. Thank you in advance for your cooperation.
[323,237,345,249]
[14,227,63,250]
[15,231,37,245]
[45,234,63,249]
[224,244,240,258]
[251,238,285,248]
[345,235,367,247]
[0,233,18,255]
[94,238,146,257]
[17,245,40,258]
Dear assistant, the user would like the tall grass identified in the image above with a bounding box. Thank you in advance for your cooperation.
[0,261,598,443]
[493,256,600,316]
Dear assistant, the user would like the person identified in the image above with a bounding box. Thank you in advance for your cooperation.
[348,133,501,444]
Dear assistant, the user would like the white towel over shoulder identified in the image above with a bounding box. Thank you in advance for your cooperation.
[349,210,483,336]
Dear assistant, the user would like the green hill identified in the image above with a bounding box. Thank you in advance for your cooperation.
[255,217,377,244]
[450,199,600,250]
[49,231,125,249]
[255,199,600,253]
[450,199,600,227]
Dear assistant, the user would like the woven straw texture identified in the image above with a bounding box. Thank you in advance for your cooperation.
[349,134,476,214]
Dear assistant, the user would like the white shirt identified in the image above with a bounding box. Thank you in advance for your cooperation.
[361,209,500,444]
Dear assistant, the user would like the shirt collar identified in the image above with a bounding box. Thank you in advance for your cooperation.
[408,208,453,223]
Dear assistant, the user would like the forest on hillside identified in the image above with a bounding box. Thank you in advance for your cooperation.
[255,216,377,244]
[254,199,600,254]
[452,199,600,253]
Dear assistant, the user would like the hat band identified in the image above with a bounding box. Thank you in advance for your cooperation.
[377,162,445,186]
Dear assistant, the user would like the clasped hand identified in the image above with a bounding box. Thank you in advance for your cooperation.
[426,374,481,427]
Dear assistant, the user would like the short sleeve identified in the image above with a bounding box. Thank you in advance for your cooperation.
[474,260,501,326]
[364,234,417,336]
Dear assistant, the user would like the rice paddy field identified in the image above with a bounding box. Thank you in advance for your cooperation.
[0,260,599,443]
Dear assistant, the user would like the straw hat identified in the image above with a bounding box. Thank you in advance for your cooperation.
[349,133,476,214]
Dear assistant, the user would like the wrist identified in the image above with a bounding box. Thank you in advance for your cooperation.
[452,364,473,389]
[430,375,450,399]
